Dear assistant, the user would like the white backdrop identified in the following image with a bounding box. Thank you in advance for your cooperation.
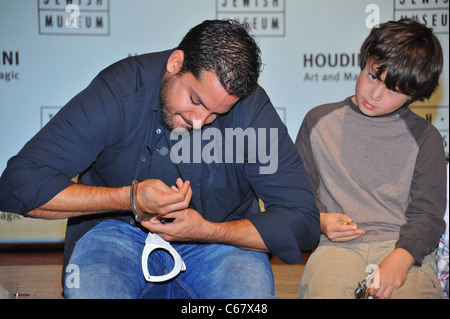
[0,0,448,243]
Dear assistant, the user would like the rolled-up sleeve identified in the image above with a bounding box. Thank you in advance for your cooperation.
[248,138,320,263]
[0,78,120,215]
[244,92,320,264]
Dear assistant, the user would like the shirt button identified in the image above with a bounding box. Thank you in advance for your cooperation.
[156,128,162,134]
[141,156,146,162]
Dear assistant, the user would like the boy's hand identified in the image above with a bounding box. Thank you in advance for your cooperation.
[320,212,365,242]
[368,248,414,299]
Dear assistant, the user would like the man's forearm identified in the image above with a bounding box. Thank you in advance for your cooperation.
[143,213,269,253]
[211,219,269,252]
[27,184,130,219]
[28,183,269,253]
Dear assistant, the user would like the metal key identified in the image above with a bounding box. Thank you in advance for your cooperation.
[141,232,186,283]
[354,271,374,299]
[354,280,368,299]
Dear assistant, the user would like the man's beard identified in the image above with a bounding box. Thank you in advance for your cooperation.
[160,74,193,131]
[160,75,177,131]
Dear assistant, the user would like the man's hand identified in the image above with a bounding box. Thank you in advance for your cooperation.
[140,178,268,252]
[141,208,212,242]
[135,178,192,217]
[320,212,365,242]
[140,178,210,242]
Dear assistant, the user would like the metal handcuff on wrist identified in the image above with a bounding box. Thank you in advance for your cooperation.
[130,179,186,282]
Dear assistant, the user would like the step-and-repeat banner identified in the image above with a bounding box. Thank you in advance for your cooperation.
[1,0,448,243]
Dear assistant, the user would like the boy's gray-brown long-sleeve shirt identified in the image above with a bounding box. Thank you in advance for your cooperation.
[295,97,447,265]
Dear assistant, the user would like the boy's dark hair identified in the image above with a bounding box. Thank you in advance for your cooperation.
[177,19,262,99]
[359,18,443,103]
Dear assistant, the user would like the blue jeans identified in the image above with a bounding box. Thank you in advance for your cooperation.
[63,219,276,299]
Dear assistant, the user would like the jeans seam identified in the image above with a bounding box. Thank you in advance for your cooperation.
[166,250,198,298]
[139,252,198,299]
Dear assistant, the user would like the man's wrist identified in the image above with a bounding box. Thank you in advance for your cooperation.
[130,179,156,222]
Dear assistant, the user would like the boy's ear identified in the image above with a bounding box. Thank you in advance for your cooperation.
[166,50,184,74]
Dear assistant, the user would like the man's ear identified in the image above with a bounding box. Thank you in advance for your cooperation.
[166,50,184,74]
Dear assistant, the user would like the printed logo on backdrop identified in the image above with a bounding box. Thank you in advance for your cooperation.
[299,3,379,85]
[0,51,19,83]
[216,0,285,37]
[394,0,449,153]
[394,0,449,34]
[38,0,110,36]
[302,52,360,83]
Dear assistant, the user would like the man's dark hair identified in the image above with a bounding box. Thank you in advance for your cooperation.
[359,18,443,103]
[177,19,262,99]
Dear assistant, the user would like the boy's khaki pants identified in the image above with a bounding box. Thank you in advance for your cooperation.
[299,240,444,299]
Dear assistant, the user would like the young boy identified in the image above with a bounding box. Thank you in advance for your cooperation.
[295,18,446,299]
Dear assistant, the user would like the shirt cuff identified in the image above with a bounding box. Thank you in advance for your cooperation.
[395,238,424,265]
